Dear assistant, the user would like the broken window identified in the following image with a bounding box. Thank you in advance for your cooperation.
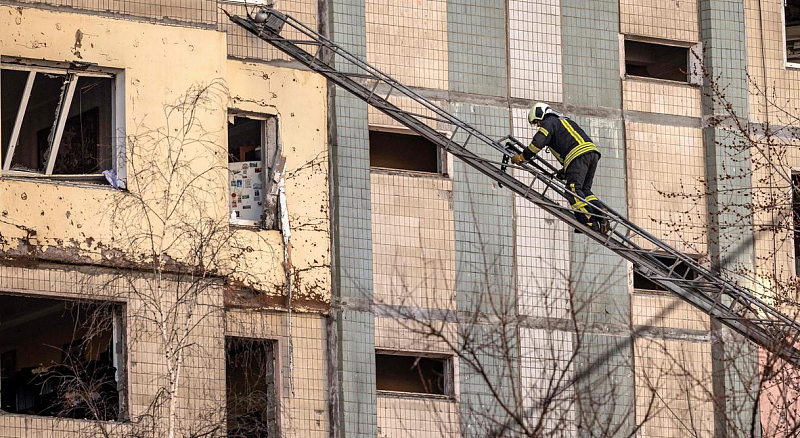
[370,129,443,174]
[1,62,119,182]
[633,254,699,292]
[0,293,125,421]
[788,0,800,64]
[226,337,278,437]
[624,40,691,83]
[375,352,452,396]
[228,114,280,228]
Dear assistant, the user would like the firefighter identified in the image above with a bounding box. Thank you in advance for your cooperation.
[511,102,608,234]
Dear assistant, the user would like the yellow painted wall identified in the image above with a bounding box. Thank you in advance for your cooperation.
[0,6,330,304]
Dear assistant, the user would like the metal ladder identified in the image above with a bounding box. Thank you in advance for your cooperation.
[227,8,800,366]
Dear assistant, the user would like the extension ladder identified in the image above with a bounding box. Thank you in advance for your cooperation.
[227,7,800,366]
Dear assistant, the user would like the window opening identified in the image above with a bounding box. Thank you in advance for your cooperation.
[1,65,115,180]
[633,254,699,292]
[375,353,452,396]
[228,115,279,228]
[226,337,278,437]
[788,0,800,64]
[369,129,441,173]
[624,40,690,83]
[0,294,125,421]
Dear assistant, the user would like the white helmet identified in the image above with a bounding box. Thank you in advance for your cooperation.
[528,102,553,124]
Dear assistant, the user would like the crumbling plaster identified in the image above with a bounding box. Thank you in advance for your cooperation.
[0,6,330,305]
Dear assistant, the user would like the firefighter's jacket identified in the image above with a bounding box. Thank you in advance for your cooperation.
[522,113,600,169]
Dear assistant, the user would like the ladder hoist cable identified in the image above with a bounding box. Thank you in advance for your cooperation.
[227,7,800,366]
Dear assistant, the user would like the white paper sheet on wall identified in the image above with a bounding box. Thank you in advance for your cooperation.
[229,161,265,226]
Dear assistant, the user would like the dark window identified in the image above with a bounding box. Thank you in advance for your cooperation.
[228,115,279,228]
[793,173,800,276]
[369,130,440,173]
[788,0,800,63]
[1,67,115,179]
[625,40,689,82]
[634,255,698,292]
[0,294,124,421]
[226,337,278,438]
[375,353,451,396]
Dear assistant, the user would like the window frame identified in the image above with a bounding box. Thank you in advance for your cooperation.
[0,292,128,422]
[785,0,800,69]
[632,253,702,294]
[621,36,703,86]
[0,60,126,185]
[368,125,452,178]
[227,111,280,229]
[224,336,281,436]
[375,350,456,399]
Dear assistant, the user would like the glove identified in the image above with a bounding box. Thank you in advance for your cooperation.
[510,154,526,165]
[555,168,565,180]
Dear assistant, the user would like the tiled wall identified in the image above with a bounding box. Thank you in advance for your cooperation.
[700,0,760,434]
[366,0,448,90]
[508,0,562,103]
[219,0,318,62]
[14,0,217,24]
[520,328,576,436]
[225,309,329,436]
[622,80,703,118]
[633,338,714,438]
[377,397,460,437]
[0,264,226,437]
[512,108,571,319]
[745,0,800,124]
[626,121,707,254]
[374,318,461,436]
[447,0,507,96]
[371,172,456,309]
[368,96,450,131]
[328,0,378,435]
[561,0,620,107]
[620,0,699,42]
[450,103,516,436]
[632,294,710,332]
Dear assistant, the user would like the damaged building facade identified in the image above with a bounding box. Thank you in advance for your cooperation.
[0,1,330,436]
[1,0,800,437]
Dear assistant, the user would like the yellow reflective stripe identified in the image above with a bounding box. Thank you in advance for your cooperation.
[550,149,563,163]
[527,143,542,154]
[561,119,585,143]
[564,142,599,169]
[572,201,588,210]
[538,126,550,137]
[585,195,598,202]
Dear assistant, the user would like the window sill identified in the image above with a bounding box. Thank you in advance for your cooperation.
[370,166,450,179]
[377,390,455,401]
[632,288,677,296]
[0,409,128,425]
[229,222,278,232]
[0,175,122,190]
[786,61,800,70]
[623,75,696,88]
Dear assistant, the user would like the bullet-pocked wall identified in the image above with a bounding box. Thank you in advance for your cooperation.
[10,0,218,24]
[0,4,331,437]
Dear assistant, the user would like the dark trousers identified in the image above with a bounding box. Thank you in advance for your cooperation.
[564,151,604,226]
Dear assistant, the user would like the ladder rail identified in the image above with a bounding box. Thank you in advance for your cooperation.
[228,10,800,365]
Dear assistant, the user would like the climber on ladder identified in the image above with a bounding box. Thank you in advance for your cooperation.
[511,102,609,234]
